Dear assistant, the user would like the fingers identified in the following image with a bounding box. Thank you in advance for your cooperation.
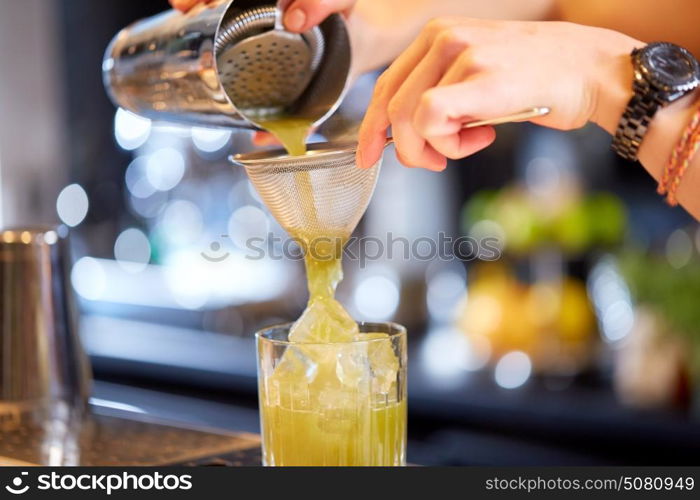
[356,104,389,170]
[357,33,436,169]
[252,132,281,147]
[357,18,518,170]
[169,0,213,12]
[414,78,518,138]
[357,19,473,170]
[426,126,496,160]
[396,147,448,172]
[361,72,507,170]
[437,50,477,87]
[387,37,467,170]
[283,0,357,32]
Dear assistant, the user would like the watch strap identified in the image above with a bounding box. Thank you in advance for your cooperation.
[611,82,661,162]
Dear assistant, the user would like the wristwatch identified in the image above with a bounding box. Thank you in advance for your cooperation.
[612,42,700,161]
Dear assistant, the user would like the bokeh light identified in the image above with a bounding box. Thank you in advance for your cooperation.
[125,156,155,198]
[158,200,204,247]
[163,249,288,310]
[56,184,89,227]
[587,258,634,343]
[420,326,489,387]
[191,127,232,154]
[353,271,400,320]
[666,229,692,269]
[114,228,151,273]
[43,230,58,245]
[114,108,151,151]
[494,351,532,389]
[525,157,559,192]
[426,266,467,320]
[146,147,186,191]
[421,328,470,384]
[71,257,107,300]
[128,190,167,219]
[227,205,270,250]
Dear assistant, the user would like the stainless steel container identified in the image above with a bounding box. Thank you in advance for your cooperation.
[0,227,91,430]
[103,0,352,129]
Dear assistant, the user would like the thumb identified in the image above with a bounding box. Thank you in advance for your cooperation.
[283,0,356,32]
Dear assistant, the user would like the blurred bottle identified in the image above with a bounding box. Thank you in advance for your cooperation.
[0,227,91,430]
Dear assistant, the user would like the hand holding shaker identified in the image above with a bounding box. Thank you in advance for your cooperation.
[103,0,351,129]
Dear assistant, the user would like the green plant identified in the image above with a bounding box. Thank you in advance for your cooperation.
[619,250,700,372]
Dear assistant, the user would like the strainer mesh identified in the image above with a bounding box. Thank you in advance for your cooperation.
[241,148,380,243]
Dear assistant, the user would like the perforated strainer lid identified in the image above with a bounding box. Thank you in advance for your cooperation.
[215,5,329,121]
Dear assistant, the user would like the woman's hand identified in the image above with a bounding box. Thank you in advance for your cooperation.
[169,0,356,33]
[357,18,641,171]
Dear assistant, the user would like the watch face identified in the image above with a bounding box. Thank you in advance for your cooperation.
[641,43,700,89]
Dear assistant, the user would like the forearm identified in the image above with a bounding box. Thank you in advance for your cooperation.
[555,0,700,57]
[350,0,555,75]
[592,40,700,219]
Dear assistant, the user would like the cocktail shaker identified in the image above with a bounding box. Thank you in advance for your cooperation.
[0,227,91,430]
[103,0,352,129]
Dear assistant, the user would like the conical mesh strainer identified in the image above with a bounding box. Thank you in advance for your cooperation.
[229,107,551,250]
[231,142,380,246]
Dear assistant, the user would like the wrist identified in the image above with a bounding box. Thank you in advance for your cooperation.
[637,88,700,169]
[589,34,642,135]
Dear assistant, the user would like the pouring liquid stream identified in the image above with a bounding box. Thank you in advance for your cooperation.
[254,117,404,466]
[256,117,358,342]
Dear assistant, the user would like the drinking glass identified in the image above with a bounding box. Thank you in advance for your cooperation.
[256,322,407,466]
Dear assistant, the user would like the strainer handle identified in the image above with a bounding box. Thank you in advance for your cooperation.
[229,107,551,165]
[386,106,550,145]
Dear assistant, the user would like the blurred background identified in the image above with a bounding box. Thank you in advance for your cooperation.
[2,0,700,465]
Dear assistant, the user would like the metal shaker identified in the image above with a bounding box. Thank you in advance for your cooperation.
[0,228,91,430]
[103,0,352,129]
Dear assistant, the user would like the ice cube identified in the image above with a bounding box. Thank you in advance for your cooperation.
[316,387,363,434]
[268,346,318,410]
[274,346,318,382]
[335,342,370,388]
[355,333,399,395]
[289,297,358,343]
